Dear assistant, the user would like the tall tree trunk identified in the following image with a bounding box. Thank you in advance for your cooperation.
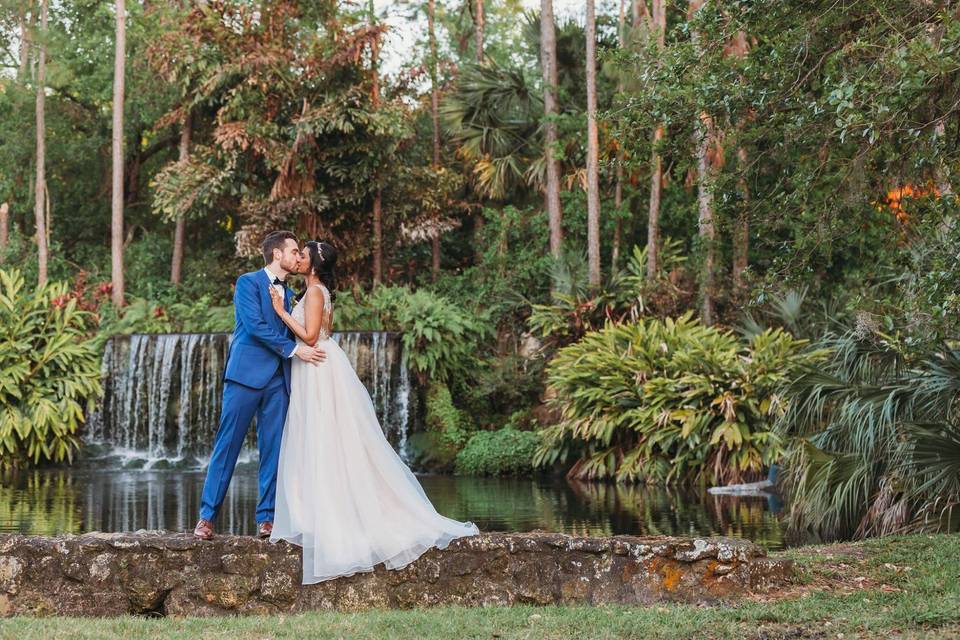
[611,0,626,271]
[18,12,29,80]
[934,120,954,199]
[170,113,191,285]
[690,0,715,325]
[472,0,486,262]
[429,0,441,282]
[372,192,383,284]
[733,146,749,296]
[585,0,601,287]
[541,0,563,259]
[474,0,484,62]
[695,113,717,325]
[431,235,441,277]
[728,31,750,297]
[646,126,664,280]
[370,0,384,286]
[34,0,48,287]
[646,0,666,282]
[111,0,126,306]
[0,203,8,261]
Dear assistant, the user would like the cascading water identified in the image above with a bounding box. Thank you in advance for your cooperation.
[86,332,418,468]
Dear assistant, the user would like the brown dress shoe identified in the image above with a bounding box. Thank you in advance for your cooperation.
[194,518,215,540]
[258,521,273,539]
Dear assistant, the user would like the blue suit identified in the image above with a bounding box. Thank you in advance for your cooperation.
[200,269,296,524]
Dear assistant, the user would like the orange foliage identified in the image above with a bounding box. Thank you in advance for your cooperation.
[881,182,941,224]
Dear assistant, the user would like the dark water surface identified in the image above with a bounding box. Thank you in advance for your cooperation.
[0,466,787,549]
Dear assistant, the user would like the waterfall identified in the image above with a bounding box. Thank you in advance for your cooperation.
[87,332,419,467]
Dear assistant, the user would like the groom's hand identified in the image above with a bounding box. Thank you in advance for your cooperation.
[295,344,327,364]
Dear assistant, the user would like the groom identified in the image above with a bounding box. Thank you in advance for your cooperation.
[194,230,326,541]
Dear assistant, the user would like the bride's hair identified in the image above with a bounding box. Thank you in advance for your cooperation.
[304,240,338,302]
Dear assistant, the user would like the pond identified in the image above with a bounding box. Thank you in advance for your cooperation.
[0,465,789,550]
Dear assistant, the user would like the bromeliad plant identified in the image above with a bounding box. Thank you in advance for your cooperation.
[0,270,103,468]
[536,313,825,485]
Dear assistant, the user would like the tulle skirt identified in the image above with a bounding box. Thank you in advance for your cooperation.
[270,337,479,584]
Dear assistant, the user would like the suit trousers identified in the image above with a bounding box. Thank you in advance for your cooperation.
[199,367,289,524]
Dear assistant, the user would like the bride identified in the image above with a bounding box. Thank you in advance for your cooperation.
[267,240,479,584]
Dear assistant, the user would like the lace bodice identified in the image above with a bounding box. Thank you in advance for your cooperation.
[291,284,333,342]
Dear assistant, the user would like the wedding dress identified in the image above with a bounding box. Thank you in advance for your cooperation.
[270,284,479,584]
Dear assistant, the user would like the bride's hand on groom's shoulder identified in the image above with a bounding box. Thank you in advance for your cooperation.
[268,287,285,316]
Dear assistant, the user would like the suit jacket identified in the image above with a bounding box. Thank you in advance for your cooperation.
[223,269,296,393]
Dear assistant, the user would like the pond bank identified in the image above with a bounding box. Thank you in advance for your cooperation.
[0,531,790,616]
[0,533,956,639]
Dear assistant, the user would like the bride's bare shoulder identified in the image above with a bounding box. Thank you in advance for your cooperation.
[302,285,326,307]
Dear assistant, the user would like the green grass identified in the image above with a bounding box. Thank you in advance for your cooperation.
[1,534,959,639]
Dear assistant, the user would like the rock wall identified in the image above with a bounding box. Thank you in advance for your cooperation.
[0,531,793,617]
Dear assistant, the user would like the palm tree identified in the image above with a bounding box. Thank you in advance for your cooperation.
[34,0,48,287]
[442,63,541,200]
[585,0,601,287]
[111,0,126,306]
[170,112,191,285]
[780,330,960,539]
[541,0,563,259]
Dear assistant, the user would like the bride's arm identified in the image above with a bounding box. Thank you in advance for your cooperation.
[269,287,325,346]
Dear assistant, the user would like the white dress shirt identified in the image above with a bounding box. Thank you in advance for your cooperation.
[263,267,298,358]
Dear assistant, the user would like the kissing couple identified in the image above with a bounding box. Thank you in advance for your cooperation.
[192,230,478,584]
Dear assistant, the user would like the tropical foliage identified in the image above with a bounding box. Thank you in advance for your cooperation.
[537,313,825,484]
[369,286,488,383]
[0,270,102,468]
[779,326,960,539]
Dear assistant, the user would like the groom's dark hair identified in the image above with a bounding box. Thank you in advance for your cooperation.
[261,230,297,264]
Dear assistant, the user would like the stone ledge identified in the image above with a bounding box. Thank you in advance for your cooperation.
[0,531,793,616]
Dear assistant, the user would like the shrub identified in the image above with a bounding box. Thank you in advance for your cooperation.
[0,270,103,468]
[536,312,826,485]
[455,428,540,476]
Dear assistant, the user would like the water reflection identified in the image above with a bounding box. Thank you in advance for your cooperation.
[0,468,787,549]
[422,476,785,549]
